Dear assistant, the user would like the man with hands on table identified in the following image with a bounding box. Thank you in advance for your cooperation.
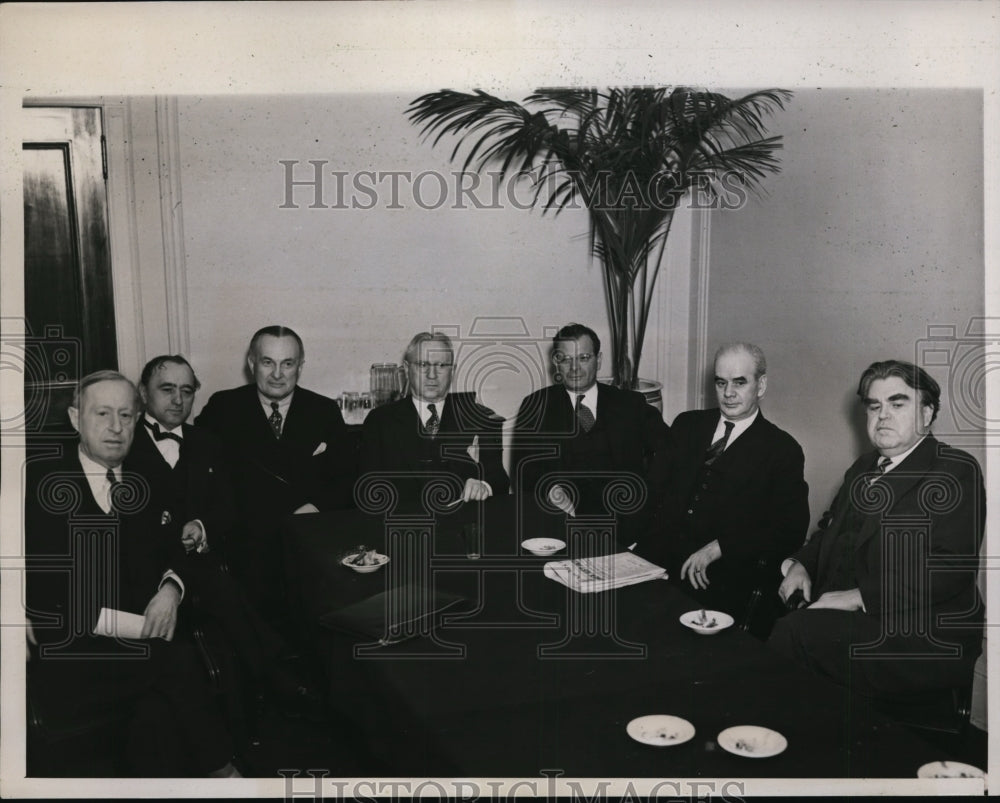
[769,360,984,699]
[359,331,509,509]
[639,343,808,638]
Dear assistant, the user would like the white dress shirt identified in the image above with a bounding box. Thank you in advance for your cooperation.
[564,383,599,421]
[143,414,182,468]
[258,391,294,434]
[713,408,759,449]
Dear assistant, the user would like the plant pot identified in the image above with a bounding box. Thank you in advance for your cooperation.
[599,377,663,412]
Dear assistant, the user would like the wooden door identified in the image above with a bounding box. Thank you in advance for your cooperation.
[23,106,116,433]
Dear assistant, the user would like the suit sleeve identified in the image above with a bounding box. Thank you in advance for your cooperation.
[859,453,984,619]
[716,433,809,564]
[510,394,545,501]
[477,414,510,496]
[308,400,356,510]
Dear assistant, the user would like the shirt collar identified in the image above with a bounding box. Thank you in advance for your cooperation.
[259,390,294,416]
[143,413,183,438]
[412,395,447,424]
[715,407,759,446]
[565,383,599,417]
[878,435,926,473]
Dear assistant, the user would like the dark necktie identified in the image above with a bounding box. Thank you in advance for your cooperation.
[106,468,121,512]
[704,420,735,466]
[575,394,595,433]
[868,455,892,484]
[425,403,440,437]
[268,402,283,439]
[143,419,182,443]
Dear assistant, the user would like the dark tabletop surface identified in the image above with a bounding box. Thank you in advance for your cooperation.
[284,494,956,779]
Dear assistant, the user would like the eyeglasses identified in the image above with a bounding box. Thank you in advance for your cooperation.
[411,361,454,373]
[552,352,595,366]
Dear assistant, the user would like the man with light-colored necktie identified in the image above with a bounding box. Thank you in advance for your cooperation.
[359,331,509,510]
[511,322,670,542]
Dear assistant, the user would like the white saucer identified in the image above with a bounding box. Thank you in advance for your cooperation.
[917,760,985,779]
[626,715,695,747]
[717,725,787,758]
[341,553,389,573]
[521,538,566,556]
[679,609,734,635]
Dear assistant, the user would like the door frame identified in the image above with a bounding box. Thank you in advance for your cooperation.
[23,96,190,382]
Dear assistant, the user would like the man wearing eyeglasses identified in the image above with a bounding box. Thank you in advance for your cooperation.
[359,332,509,508]
[511,323,669,540]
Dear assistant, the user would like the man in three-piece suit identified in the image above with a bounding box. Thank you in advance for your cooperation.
[770,360,984,699]
[25,371,239,777]
[359,332,509,511]
[132,355,317,711]
[195,326,355,618]
[641,343,809,637]
[510,323,670,543]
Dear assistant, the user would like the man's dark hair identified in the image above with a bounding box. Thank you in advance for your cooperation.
[248,325,305,361]
[553,323,601,355]
[857,359,941,424]
[139,354,201,391]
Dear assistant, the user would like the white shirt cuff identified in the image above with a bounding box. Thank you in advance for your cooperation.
[159,570,185,601]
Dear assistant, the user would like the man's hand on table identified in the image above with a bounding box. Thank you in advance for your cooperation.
[181,520,208,553]
[141,582,181,640]
[462,478,492,503]
[680,540,722,590]
[547,484,576,517]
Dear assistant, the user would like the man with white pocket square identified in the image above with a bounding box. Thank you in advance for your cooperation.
[196,325,355,623]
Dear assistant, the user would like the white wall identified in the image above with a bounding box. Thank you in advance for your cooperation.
[705,89,984,527]
[173,93,613,422]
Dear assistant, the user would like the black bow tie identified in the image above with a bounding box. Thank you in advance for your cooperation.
[144,419,183,444]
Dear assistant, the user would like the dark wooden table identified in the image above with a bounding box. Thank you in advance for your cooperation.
[284,494,958,779]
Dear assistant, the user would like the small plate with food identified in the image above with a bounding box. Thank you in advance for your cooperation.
[679,609,734,635]
[717,725,787,758]
[341,547,389,573]
[626,715,695,747]
[521,538,566,556]
[917,761,985,779]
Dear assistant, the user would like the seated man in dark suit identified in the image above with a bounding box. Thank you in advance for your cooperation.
[195,326,355,620]
[359,332,509,510]
[510,323,669,543]
[769,360,984,700]
[132,354,320,714]
[641,343,809,637]
[25,371,239,777]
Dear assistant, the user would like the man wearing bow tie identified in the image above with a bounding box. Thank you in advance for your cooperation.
[640,343,809,637]
[132,354,322,717]
[510,323,670,542]
[359,332,509,510]
[769,360,984,698]
[195,326,354,620]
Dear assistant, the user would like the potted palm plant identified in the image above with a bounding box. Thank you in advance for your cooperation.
[407,86,791,391]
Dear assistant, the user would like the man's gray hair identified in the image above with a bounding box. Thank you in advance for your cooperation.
[71,370,139,409]
[714,342,767,378]
[403,332,455,364]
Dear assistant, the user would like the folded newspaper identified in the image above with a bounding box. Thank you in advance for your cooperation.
[543,552,667,593]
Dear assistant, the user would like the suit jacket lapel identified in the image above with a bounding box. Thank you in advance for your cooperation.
[853,436,938,551]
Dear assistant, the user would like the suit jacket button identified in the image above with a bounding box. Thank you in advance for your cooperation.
[701,483,708,489]
[686,509,694,515]
[693,495,700,501]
